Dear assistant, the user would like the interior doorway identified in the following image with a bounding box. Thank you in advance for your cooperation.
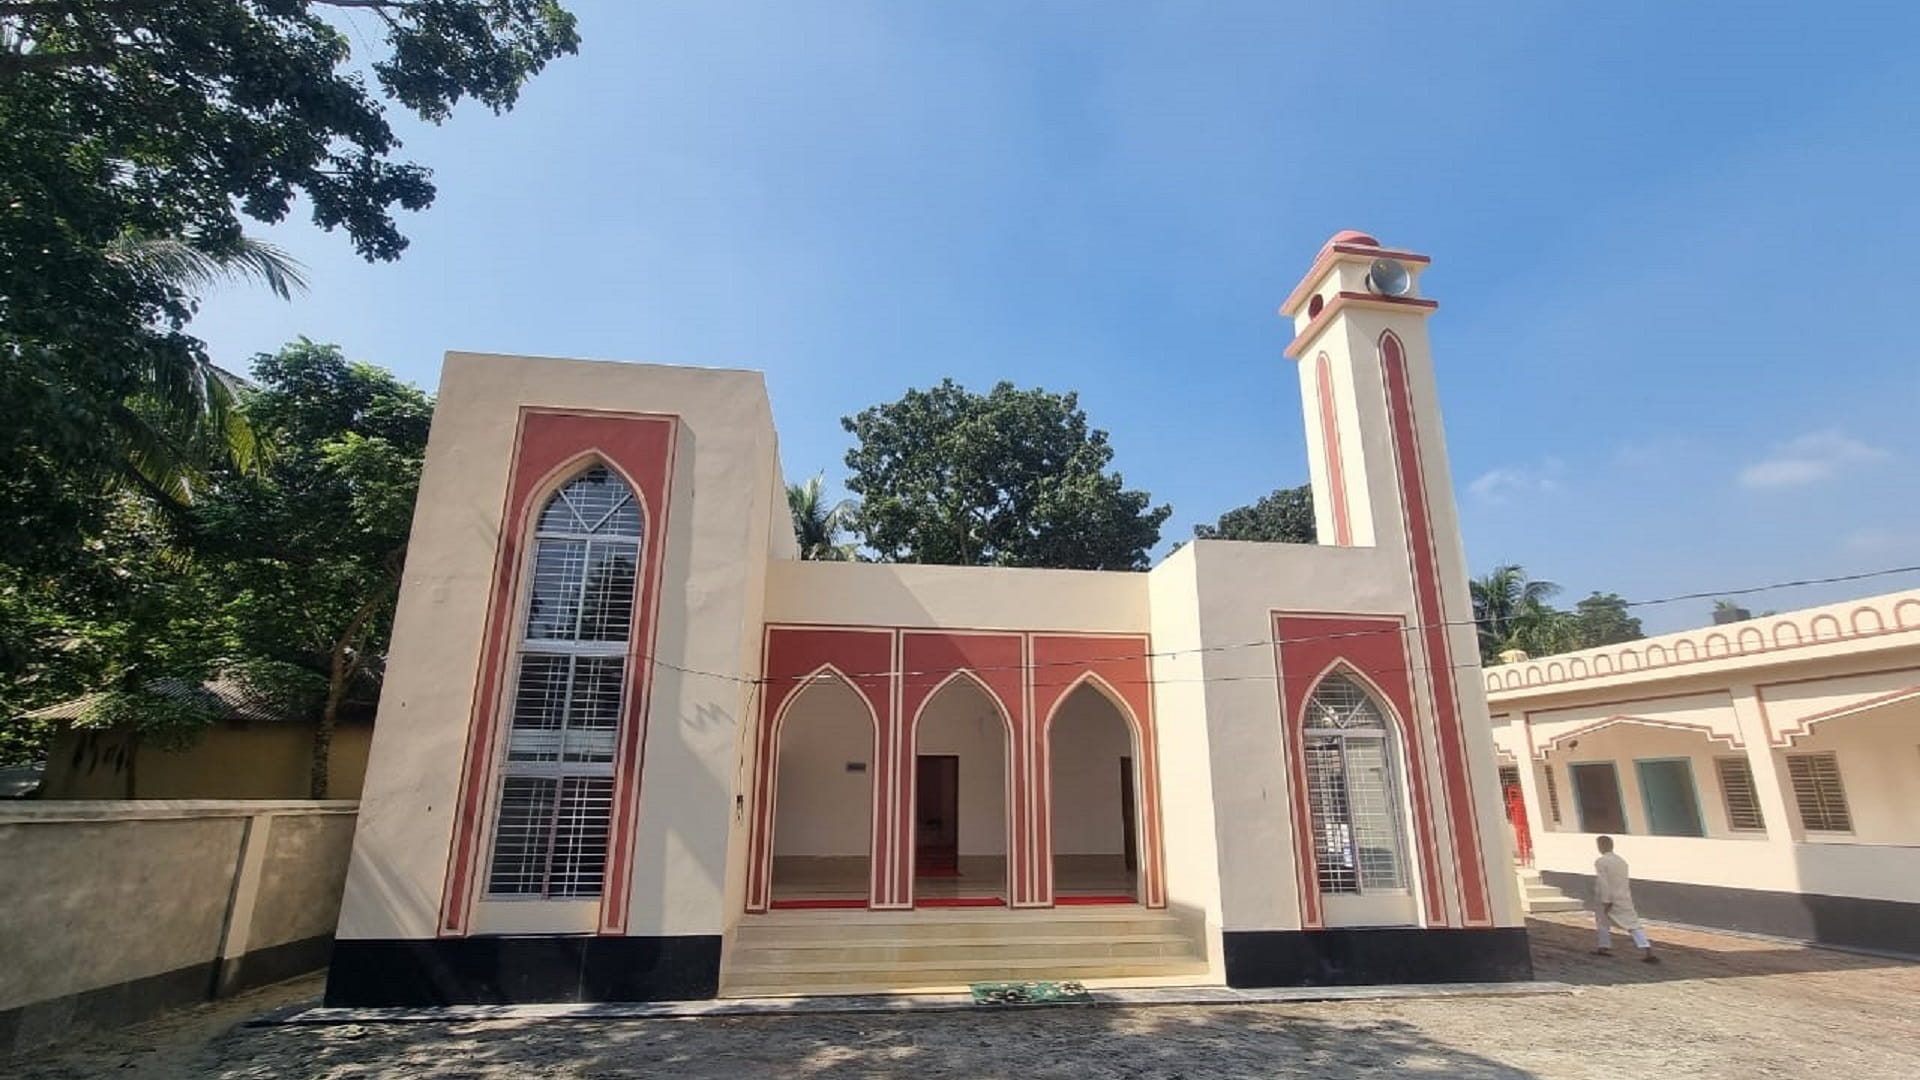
[915,754,959,876]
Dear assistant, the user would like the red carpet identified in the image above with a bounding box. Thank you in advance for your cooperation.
[769,898,867,910]
[1054,895,1136,906]
[916,896,1006,907]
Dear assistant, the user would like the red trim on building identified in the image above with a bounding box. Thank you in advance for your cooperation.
[900,632,1027,906]
[1031,634,1166,910]
[748,627,896,912]
[439,408,679,937]
[1285,293,1441,360]
[1379,331,1492,926]
[1272,613,1446,928]
[1315,352,1354,547]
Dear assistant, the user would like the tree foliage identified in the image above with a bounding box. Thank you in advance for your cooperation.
[1471,566,1646,662]
[842,379,1171,571]
[0,0,576,563]
[196,340,432,796]
[787,472,856,561]
[1192,484,1316,544]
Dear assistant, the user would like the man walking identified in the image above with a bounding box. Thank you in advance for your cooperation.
[1593,835,1659,963]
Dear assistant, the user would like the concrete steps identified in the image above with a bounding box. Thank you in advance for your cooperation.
[1516,868,1583,914]
[722,906,1208,997]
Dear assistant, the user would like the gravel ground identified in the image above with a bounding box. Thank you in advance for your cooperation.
[10,914,1919,1079]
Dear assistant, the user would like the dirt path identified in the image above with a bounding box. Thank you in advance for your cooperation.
[10,916,1919,1079]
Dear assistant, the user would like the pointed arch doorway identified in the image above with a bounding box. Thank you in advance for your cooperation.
[911,673,1013,905]
[1047,679,1146,902]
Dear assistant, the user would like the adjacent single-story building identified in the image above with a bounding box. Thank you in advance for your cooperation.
[26,678,374,800]
[1486,590,1920,955]
[327,231,1530,1005]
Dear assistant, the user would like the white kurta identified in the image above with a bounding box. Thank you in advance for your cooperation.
[1594,851,1643,934]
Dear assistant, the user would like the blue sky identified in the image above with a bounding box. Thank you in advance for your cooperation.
[192,2,1920,634]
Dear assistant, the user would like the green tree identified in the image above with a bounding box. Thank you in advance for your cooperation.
[787,473,857,561]
[1470,564,1576,661]
[197,341,432,797]
[1192,484,1316,544]
[1572,592,1644,648]
[1,0,577,548]
[842,379,1171,570]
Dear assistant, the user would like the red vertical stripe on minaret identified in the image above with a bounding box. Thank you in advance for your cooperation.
[1379,332,1492,926]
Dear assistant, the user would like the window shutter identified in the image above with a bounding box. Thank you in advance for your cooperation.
[1543,766,1562,825]
[1785,752,1851,833]
[1715,757,1765,831]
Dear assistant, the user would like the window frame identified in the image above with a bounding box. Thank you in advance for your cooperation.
[1300,672,1412,899]
[1713,755,1766,833]
[1632,756,1706,838]
[1784,750,1853,835]
[1542,764,1562,826]
[1568,760,1628,835]
[484,465,645,901]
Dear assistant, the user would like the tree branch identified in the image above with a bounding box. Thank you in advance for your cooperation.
[0,49,110,77]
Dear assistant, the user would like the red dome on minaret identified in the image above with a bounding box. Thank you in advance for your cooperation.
[1327,229,1380,248]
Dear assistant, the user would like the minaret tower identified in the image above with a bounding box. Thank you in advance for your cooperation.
[1279,231,1510,930]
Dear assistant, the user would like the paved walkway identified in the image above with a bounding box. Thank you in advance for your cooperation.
[10,915,1920,1079]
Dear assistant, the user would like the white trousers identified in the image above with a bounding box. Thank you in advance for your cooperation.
[1596,904,1649,950]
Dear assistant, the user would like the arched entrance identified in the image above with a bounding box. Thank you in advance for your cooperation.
[769,672,876,906]
[1046,680,1143,901]
[912,673,1012,904]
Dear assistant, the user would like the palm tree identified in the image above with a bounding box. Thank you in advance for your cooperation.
[1471,564,1574,661]
[787,472,857,561]
[100,232,308,503]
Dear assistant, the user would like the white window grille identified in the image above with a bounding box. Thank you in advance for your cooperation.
[1302,673,1408,895]
[1785,751,1852,834]
[1543,765,1562,825]
[1714,756,1766,832]
[487,466,642,898]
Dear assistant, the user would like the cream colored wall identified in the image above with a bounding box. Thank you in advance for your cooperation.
[340,352,782,942]
[1541,724,1748,838]
[1783,702,1920,845]
[770,678,873,857]
[42,721,373,800]
[1047,685,1134,856]
[766,559,1148,633]
[1145,545,1223,976]
[0,801,356,1050]
[1493,600,1920,906]
[916,679,1011,857]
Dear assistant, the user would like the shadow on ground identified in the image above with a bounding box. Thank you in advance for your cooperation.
[1525,914,1915,987]
[201,1005,1536,1079]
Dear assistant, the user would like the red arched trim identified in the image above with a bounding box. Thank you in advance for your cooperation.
[439,408,678,937]
[1038,670,1165,908]
[750,627,898,910]
[907,668,1018,905]
[752,665,882,911]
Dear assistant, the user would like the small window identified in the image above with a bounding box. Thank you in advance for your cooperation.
[1570,761,1626,834]
[1542,765,1563,825]
[1786,752,1852,833]
[1715,757,1765,832]
[1301,673,1408,895]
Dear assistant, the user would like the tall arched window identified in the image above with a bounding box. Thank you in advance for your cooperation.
[487,465,643,898]
[1302,673,1407,895]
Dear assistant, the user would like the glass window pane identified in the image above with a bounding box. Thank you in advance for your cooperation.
[1345,737,1406,890]
[577,541,638,641]
[548,777,614,897]
[524,539,587,640]
[488,777,557,895]
[1305,737,1357,894]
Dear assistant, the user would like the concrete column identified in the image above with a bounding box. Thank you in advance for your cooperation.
[1729,685,1800,844]
[212,809,274,997]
